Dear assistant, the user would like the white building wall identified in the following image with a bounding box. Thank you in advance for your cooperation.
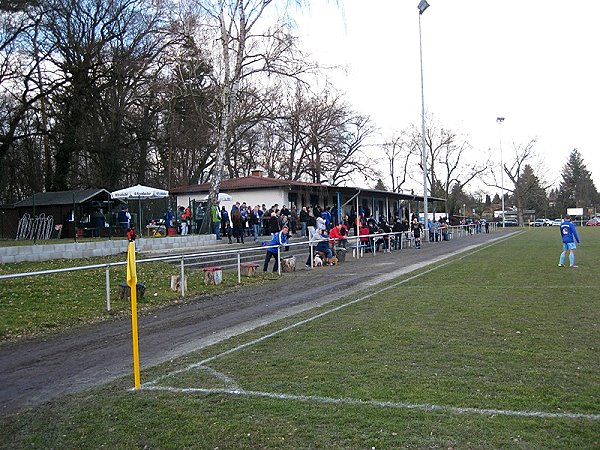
[176,187,288,214]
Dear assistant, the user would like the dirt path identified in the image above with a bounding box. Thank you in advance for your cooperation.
[0,231,508,415]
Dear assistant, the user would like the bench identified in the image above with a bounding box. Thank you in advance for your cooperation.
[401,234,414,249]
[349,242,369,257]
[240,262,259,277]
[202,267,223,285]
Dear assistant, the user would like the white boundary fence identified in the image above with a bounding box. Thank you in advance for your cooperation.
[0,224,495,312]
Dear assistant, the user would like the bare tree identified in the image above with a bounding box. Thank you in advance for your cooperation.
[382,131,414,193]
[485,138,550,224]
[189,0,311,204]
[411,117,487,215]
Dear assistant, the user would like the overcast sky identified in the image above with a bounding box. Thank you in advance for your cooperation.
[294,1,600,195]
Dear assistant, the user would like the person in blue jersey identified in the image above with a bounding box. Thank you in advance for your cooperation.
[558,216,581,268]
[263,224,289,272]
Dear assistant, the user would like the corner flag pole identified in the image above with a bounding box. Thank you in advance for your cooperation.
[127,242,141,389]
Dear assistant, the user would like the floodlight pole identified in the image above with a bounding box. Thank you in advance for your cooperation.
[496,117,505,228]
[418,0,429,231]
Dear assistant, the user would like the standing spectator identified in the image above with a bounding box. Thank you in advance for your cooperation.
[181,206,191,235]
[231,208,244,244]
[306,210,317,232]
[220,206,229,237]
[290,205,298,236]
[211,202,221,239]
[263,224,289,272]
[268,211,280,236]
[321,206,332,230]
[249,205,261,241]
[240,202,249,236]
[299,206,309,237]
[92,209,105,237]
[164,207,174,231]
[177,206,187,235]
[118,206,131,234]
[440,219,449,241]
[558,215,581,268]
[256,205,264,236]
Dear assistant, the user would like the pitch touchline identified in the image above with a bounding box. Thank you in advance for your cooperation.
[142,385,600,421]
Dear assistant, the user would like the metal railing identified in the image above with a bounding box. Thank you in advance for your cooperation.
[0,224,495,311]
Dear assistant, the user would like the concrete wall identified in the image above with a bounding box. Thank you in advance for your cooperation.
[0,234,216,264]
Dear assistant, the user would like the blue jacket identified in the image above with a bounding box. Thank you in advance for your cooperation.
[560,220,580,244]
[266,230,288,254]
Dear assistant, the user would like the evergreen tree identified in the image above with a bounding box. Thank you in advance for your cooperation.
[556,149,599,212]
[373,178,387,190]
[519,164,547,214]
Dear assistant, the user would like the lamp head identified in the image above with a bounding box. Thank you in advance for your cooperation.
[496,117,505,123]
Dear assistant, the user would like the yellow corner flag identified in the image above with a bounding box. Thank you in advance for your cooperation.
[127,242,141,389]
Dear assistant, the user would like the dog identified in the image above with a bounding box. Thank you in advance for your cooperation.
[327,256,338,266]
[313,255,323,267]
[280,255,296,272]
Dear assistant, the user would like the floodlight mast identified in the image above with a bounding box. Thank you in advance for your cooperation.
[496,117,505,228]
[418,0,429,229]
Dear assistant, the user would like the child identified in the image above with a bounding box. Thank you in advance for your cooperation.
[127,225,136,242]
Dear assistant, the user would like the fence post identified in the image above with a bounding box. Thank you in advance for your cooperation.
[180,257,185,297]
[277,246,281,275]
[237,251,241,284]
[105,264,111,311]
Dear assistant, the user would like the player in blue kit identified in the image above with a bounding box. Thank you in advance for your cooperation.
[558,216,580,268]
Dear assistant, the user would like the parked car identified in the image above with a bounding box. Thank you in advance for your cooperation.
[504,219,518,227]
[585,217,600,226]
[532,219,546,227]
[551,218,563,226]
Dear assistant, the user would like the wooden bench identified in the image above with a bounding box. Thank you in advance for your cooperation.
[202,267,223,285]
[240,262,259,277]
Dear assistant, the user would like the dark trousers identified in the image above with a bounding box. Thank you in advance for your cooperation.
[263,251,279,272]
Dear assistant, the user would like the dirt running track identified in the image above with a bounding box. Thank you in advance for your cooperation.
[0,231,511,415]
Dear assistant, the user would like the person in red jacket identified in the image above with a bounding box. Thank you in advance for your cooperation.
[127,225,136,242]
[329,222,347,248]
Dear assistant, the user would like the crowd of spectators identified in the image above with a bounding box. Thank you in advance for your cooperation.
[164,199,489,251]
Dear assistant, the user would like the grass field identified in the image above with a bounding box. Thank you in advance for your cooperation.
[0,255,277,341]
[1,228,599,448]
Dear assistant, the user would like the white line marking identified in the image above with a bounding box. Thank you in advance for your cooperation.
[142,385,600,421]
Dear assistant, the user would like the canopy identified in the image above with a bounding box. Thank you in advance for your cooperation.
[111,184,169,234]
[110,184,168,200]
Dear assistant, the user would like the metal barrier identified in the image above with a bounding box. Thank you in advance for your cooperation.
[16,213,54,241]
[0,224,496,312]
